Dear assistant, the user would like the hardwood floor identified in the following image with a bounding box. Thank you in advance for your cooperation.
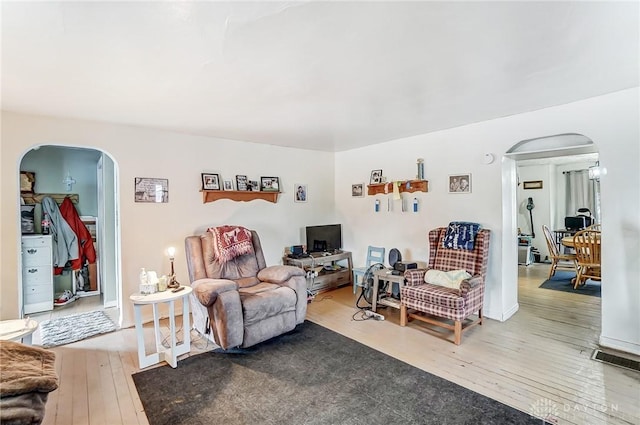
[38,265,638,425]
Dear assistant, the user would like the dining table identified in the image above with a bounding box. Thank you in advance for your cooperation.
[561,235,601,248]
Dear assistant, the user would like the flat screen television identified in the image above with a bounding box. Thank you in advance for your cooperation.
[306,224,342,253]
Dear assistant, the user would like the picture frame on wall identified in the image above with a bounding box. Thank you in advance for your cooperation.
[523,180,543,189]
[223,180,234,191]
[448,173,471,194]
[261,177,280,192]
[135,177,169,202]
[236,175,248,191]
[294,184,307,202]
[201,173,220,191]
[352,183,364,197]
[370,169,383,184]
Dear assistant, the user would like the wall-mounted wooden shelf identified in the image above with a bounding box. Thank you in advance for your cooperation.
[367,180,428,196]
[201,190,279,204]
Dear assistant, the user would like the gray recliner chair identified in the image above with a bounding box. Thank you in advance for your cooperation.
[185,228,307,349]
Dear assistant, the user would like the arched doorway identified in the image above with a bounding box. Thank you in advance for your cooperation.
[501,133,601,320]
[18,144,121,326]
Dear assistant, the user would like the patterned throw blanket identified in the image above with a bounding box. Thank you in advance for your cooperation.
[443,221,481,250]
[208,225,255,264]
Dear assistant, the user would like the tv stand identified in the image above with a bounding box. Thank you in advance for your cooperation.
[283,251,352,294]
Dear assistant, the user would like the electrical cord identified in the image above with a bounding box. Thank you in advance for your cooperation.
[161,321,216,351]
[352,263,389,321]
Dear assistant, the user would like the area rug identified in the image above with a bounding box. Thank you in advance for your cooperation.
[539,270,601,297]
[39,310,117,348]
[133,321,545,425]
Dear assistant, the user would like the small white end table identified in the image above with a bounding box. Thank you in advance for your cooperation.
[129,286,192,369]
[0,318,38,344]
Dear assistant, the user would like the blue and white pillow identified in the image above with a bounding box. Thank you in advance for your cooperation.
[443,222,481,250]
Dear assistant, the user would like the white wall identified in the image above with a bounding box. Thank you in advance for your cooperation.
[2,88,638,354]
[336,88,639,354]
[1,112,336,327]
[21,146,101,227]
[516,164,551,257]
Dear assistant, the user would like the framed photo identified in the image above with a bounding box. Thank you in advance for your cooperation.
[448,174,471,194]
[20,171,36,193]
[223,180,234,191]
[352,183,364,197]
[236,175,248,191]
[135,177,169,202]
[523,180,543,190]
[261,177,280,192]
[249,180,260,192]
[201,173,220,191]
[294,184,307,202]
[370,169,383,184]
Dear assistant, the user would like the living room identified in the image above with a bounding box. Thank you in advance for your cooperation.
[1,2,638,425]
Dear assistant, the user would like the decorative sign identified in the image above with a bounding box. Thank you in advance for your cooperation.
[134,177,169,203]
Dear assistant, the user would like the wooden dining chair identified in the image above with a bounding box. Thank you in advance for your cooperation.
[572,229,601,288]
[542,225,577,280]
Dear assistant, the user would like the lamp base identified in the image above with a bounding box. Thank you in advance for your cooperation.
[167,274,180,289]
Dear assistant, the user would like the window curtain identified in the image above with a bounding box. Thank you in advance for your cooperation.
[564,170,600,222]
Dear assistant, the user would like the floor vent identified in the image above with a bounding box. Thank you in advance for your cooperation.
[592,350,640,372]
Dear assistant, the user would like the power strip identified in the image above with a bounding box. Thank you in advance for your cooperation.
[364,310,385,321]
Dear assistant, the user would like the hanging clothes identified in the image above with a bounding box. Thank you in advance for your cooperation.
[41,196,79,274]
[57,196,96,274]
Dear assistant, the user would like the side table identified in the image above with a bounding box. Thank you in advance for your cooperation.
[0,318,38,344]
[371,269,407,314]
[129,286,192,369]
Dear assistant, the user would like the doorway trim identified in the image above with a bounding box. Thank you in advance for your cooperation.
[16,143,122,326]
[500,133,599,321]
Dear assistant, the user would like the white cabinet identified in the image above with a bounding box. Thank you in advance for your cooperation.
[22,235,53,314]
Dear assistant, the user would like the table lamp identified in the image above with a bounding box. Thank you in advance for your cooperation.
[167,246,180,288]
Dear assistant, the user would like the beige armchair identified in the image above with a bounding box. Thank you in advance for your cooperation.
[185,227,307,350]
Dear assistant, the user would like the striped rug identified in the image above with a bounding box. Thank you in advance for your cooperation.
[39,310,117,348]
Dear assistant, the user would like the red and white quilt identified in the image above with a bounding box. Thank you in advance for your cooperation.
[208,225,254,263]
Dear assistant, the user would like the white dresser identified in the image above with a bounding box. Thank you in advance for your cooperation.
[21,235,53,314]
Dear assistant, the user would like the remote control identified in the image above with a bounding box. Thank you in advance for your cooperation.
[171,286,185,293]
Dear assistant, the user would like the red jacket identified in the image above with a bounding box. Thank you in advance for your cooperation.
[55,197,96,274]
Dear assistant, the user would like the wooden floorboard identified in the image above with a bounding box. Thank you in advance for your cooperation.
[34,264,638,425]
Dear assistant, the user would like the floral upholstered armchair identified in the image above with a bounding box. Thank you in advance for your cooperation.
[400,224,490,345]
[185,226,307,350]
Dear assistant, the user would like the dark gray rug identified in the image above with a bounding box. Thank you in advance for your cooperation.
[133,322,545,425]
[539,270,601,297]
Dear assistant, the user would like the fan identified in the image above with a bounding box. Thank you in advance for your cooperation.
[357,262,386,307]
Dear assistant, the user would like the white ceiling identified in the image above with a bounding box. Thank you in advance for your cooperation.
[2,1,638,152]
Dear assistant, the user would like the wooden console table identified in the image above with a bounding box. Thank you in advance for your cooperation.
[283,251,353,293]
